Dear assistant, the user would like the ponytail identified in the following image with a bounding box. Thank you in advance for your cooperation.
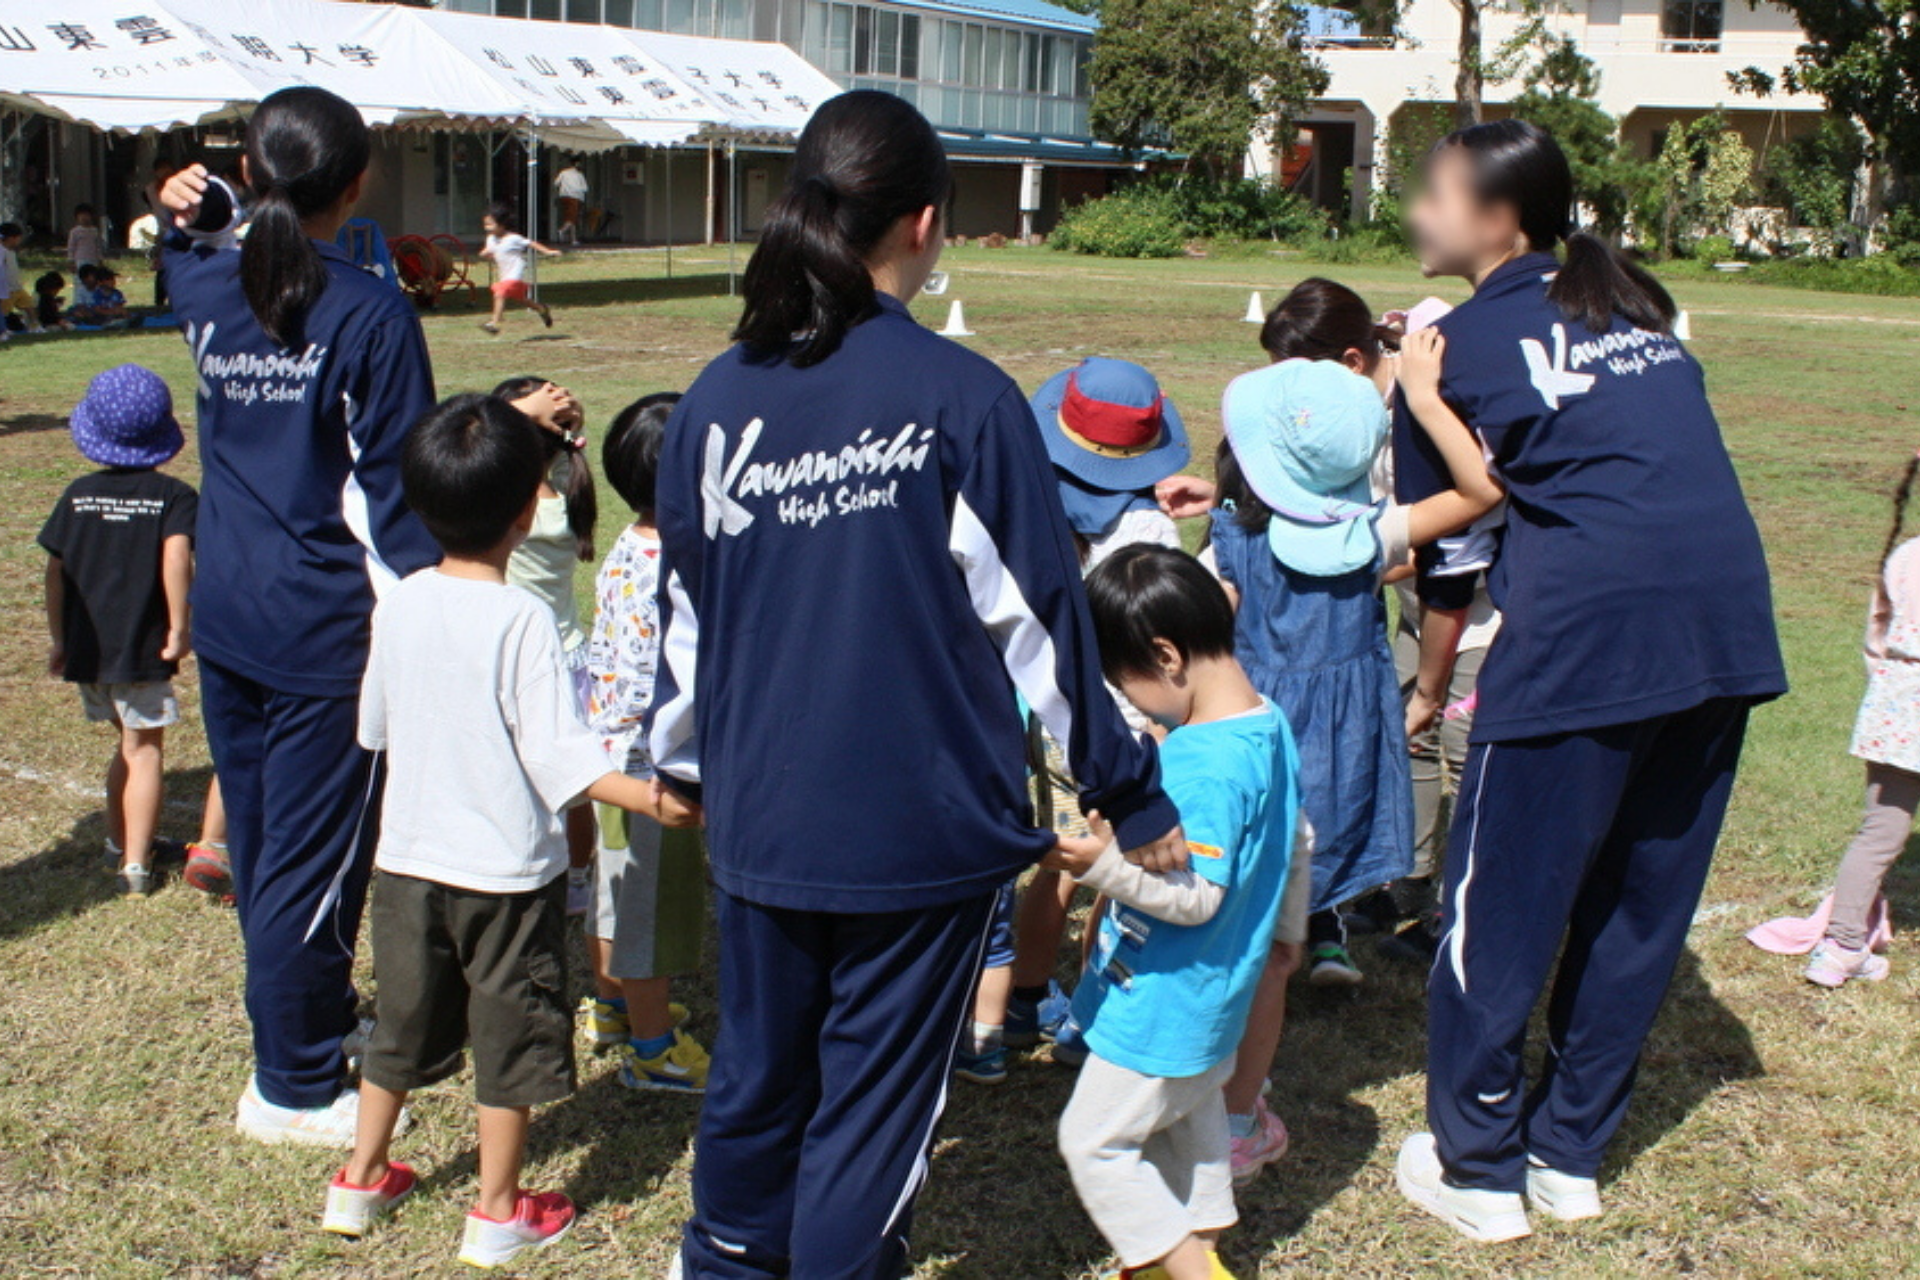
[1884,454,1920,567]
[1260,277,1398,365]
[239,87,369,349]
[1548,233,1676,335]
[735,91,950,367]
[493,375,599,561]
[1438,119,1675,336]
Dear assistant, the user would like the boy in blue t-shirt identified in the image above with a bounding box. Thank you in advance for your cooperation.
[1053,545,1301,1280]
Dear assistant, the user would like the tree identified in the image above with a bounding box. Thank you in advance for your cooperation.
[1506,36,1652,239]
[1088,0,1329,174]
[1731,0,1920,209]
[1755,116,1867,251]
[1638,112,1755,255]
[1435,0,1551,126]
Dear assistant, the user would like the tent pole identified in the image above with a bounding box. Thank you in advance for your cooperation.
[525,123,539,302]
[704,141,715,246]
[665,146,674,280]
[727,138,737,298]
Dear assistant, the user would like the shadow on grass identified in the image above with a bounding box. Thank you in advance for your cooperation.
[0,412,68,439]
[415,273,735,315]
[0,763,216,942]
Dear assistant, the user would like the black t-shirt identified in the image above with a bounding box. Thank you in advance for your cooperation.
[39,469,198,684]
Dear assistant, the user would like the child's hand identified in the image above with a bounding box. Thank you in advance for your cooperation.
[1155,474,1217,520]
[1405,686,1441,740]
[159,164,210,229]
[1398,329,1447,405]
[1123,818,1189,874]
[652,778,703,829]
[46,643,64,677]
[1044,811,1116,878]
[511,382,581,435]
[160,628,191,663]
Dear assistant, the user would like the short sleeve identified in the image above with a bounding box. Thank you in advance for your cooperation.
[357,614,389,752]
[508,612,617,813]
[164,485,199,542]
[37,496,69,558]
[1161,768,1251,889]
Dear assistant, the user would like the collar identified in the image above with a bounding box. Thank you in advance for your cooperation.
[875,292,911,318]
[314,238,355,265]
[1472,251,1561,301]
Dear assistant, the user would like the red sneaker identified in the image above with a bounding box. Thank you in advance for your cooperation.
[458,1190,576,1268]
[321,1162,416,1237]
[183,843,234,903]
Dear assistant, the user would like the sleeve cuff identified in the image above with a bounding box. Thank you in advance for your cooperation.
[1103,791,1181,857]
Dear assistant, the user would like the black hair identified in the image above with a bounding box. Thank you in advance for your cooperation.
[1084,544,1238,683]
[0,222,20,239]
[1433,119,1675,334]
[735,90,951,368]
[35,271,63,295]
[1885,455,1920,566]
[76,264,98,285]
[491,376,598,561]
[1214,439,1272,535]
[485,201,520,233]
[73,203,94,218]
[1261,277,1398,365]
[603,393,680,516]
[240,86,370,349]
[402,393,547,558]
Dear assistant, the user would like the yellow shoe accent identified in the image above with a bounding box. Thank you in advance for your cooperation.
[619,1028,711,1093]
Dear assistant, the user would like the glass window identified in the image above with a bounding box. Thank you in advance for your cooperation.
[633,0,662,26]
[982,28,1003,90]
[663,0,696,31]
[603,0,632,22]
[853,5,872,73]
[941,20,963,82]
[1003,30,1024,93]
[962,23,983,85]
[801,0,826,60]
[719,0,749,38]
[1024,32,1043,92]
[1051,37,1074,97]
[827,2,853,72]
[1661,0,1722,48]
[566,0,598,22]
[496,0,528,17]
[877,9,899,75]
[1074,38,1089,97]
[900,14,920,77]
[529,0,561,21]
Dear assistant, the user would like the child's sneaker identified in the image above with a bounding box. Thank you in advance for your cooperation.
[1308,942,1365,986]
[322,1162,417,1237]
[954,1043,1008,1085]
[1230,1097,1290,1185]
[117,864,156,897]
[1103,1253,1237,1279]
[236,1078,407,1149]
[457,1190,576,1268]
[1525,1157,1603,1222]
[582,997,689,1053]
[1049,1014,1089,1068]
[1395,1132,1531,1243]
[1005,981,1073,1048]
[618,1028,710,1093]
[1804,939,1890,988]
[184,842,234,901]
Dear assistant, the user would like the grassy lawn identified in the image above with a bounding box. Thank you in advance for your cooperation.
[2,244,1918,1278]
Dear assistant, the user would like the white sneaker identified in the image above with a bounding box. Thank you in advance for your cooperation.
[1526,1158,1603,1221]
[322,1162,417,1236]
[234,1078,408,1148]
[457,1190,576,1268]
[667,1251,685,1279]
[1395,1132,1533,1243]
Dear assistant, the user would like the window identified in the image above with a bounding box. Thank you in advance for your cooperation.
[633,0,663,27]
[853,5,872,71]
[529,0,561,21]
[604,0,632,24]
[566,0,599,22]
[495,0,528,17]
[940,19,962,82]
[827,2,853,72]
[1661,0,1722,50]
[900,14,920,77]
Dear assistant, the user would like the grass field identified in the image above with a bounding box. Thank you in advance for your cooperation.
[3,244,1918,1279]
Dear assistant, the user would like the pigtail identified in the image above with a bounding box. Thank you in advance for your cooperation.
[1548,232,1677,336]
[561,446,598,563]
[1883,454,1920,568]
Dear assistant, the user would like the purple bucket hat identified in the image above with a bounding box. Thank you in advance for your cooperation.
[70,364,184,470]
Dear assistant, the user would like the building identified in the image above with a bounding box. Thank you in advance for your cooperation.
[1265,0,1829,221]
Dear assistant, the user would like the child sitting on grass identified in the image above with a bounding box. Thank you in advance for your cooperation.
[582,392,713,1093]
[322,393,700,1269]
[1053,546,1301,1280]
[39,365,197,897]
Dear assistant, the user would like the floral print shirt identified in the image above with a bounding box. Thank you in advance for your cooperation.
[1852,536,1920,773]
[586,525,663,774]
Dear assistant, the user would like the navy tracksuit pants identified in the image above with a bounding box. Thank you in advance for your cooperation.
[202,660,383,1109]
[1427,697,1750,1192]
[682,889,995,1279]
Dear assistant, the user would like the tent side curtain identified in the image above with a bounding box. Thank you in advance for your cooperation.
[0,0,842,137]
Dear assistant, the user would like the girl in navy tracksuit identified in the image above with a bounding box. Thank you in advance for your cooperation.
[159,88,440,1143]
[644,92,1180,1279]
[1387,121,1786,1243]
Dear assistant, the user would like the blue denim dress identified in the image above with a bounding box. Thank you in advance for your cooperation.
[1211,511,1413,912]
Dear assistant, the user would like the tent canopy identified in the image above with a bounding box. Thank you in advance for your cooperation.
[0,0,840,142]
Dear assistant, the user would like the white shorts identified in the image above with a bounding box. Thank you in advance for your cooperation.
[80,681,178,731]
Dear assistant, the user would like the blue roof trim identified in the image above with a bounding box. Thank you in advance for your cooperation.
[938,127,1161,165]
[883,0,1097,34]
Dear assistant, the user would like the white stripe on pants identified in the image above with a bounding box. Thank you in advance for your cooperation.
[1058,1053,1237,1268]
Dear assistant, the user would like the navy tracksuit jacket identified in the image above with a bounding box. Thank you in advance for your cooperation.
[647,293,1176,1276]
[167,234,439,1109]
[1391,254,1786,1191]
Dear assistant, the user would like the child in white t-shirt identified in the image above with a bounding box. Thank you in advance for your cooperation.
[479,202,560,336]
[323,393,699,1271]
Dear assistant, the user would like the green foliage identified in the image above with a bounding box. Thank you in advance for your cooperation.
[1640,112,1756,255]
[1693,233,1738,263]
[1049,187,1188,258]
[1506,40,1649,241]
[1755,116,1866,250]
[1294,223,1412,263]
[1089,0,1329,173]
[1049,177,1327,257]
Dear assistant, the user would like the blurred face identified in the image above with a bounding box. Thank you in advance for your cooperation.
[1408,145,1521,283]
[1113,639,1195,731]
[482,214,501,235]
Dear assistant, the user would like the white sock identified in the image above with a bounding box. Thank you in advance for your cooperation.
[969,1021,1003,1055]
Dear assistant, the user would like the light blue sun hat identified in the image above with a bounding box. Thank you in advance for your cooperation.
[1221,358,1389,577]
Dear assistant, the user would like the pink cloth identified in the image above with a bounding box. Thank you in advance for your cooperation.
[1745,893,1894,955]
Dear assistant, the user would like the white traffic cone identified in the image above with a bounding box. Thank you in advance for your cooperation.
[939,300,975,337]
[1674,309,1692,341]
[1244,291,1264,323]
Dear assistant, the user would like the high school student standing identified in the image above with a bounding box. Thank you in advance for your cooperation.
[159,87,441,1147]
[646,91,1181,1279]
[1386,120,1786,1242]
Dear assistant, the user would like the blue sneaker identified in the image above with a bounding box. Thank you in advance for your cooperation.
[1005,981,1073,1049]
[1049,1014,1089,1068]
[954,1043,1008,1085]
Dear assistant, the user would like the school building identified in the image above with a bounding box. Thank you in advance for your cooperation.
[1270,0,1829,221]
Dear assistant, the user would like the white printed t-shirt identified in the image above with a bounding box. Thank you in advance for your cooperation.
[359,570,611,893]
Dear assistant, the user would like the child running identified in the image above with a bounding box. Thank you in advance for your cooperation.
[39,365,197,897]
[1796,452,1920,986]
[479,204,558,335]
[1054,545,1299,1280]
[584,392,714,1092]
[323,393,699,1268]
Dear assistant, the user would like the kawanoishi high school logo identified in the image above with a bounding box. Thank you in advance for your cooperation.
[1521,321,1688,411]
[701,419,936,537]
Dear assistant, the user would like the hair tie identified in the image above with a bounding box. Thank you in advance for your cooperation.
[568,434,587,452]
[801,173,838,205]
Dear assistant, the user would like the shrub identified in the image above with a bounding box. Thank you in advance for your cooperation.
[1051,188,1187,258]
[1693,234,1737,263]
